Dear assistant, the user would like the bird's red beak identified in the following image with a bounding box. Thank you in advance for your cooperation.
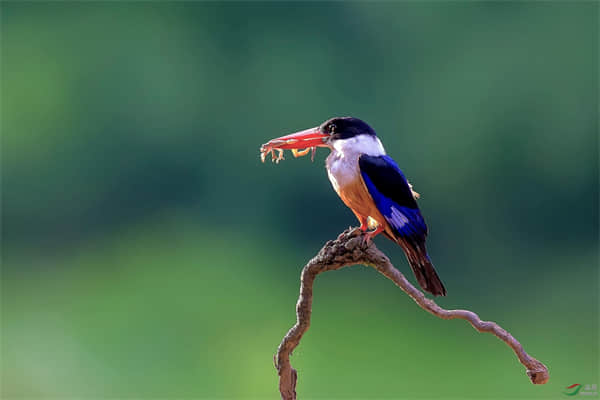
[263,127,329,150]
[260,126,330,163]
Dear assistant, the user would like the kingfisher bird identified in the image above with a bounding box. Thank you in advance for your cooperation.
[260,117,446,296]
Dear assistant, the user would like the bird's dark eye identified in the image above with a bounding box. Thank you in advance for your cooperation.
[328,123,336,133]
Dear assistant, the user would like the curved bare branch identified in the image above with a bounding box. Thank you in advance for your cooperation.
[274,228,549,399]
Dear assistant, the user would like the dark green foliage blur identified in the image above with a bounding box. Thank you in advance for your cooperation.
[1,2,597,398]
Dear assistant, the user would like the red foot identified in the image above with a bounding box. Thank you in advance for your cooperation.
[362,225,385,245]
[358,217,369,232]
[359,223,368,232]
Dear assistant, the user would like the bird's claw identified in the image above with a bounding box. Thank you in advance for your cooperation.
[360,233,372,247]
[360,225,385,246]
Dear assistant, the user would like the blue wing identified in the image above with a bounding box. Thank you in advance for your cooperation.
[358,155,427,241]
[359,155,447,296]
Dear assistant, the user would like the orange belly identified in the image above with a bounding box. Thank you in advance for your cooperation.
[336,175,386,228]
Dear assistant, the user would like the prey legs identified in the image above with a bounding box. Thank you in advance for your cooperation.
[291,148,311,157]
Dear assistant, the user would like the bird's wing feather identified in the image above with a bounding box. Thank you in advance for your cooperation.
[358,154,427,241]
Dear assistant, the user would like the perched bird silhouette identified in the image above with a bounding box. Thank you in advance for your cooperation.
[261,117,446,296]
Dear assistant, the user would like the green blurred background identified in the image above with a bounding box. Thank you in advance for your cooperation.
[1,2,597,399]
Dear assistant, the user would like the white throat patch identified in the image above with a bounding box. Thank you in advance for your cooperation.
[331,135,386,159]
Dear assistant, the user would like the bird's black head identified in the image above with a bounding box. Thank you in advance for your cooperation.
[319,117,377,141]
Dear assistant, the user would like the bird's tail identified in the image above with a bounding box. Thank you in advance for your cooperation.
[402,241,447,296]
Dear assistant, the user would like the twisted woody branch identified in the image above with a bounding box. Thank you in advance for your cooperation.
[274,228,549,400]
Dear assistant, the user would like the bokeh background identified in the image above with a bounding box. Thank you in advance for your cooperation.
[1,2,597,399]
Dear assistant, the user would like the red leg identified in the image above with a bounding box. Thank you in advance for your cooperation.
[362,224,385,245]
[357,215,369,232]
[337,213,369,240]
[349,210,370,232]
